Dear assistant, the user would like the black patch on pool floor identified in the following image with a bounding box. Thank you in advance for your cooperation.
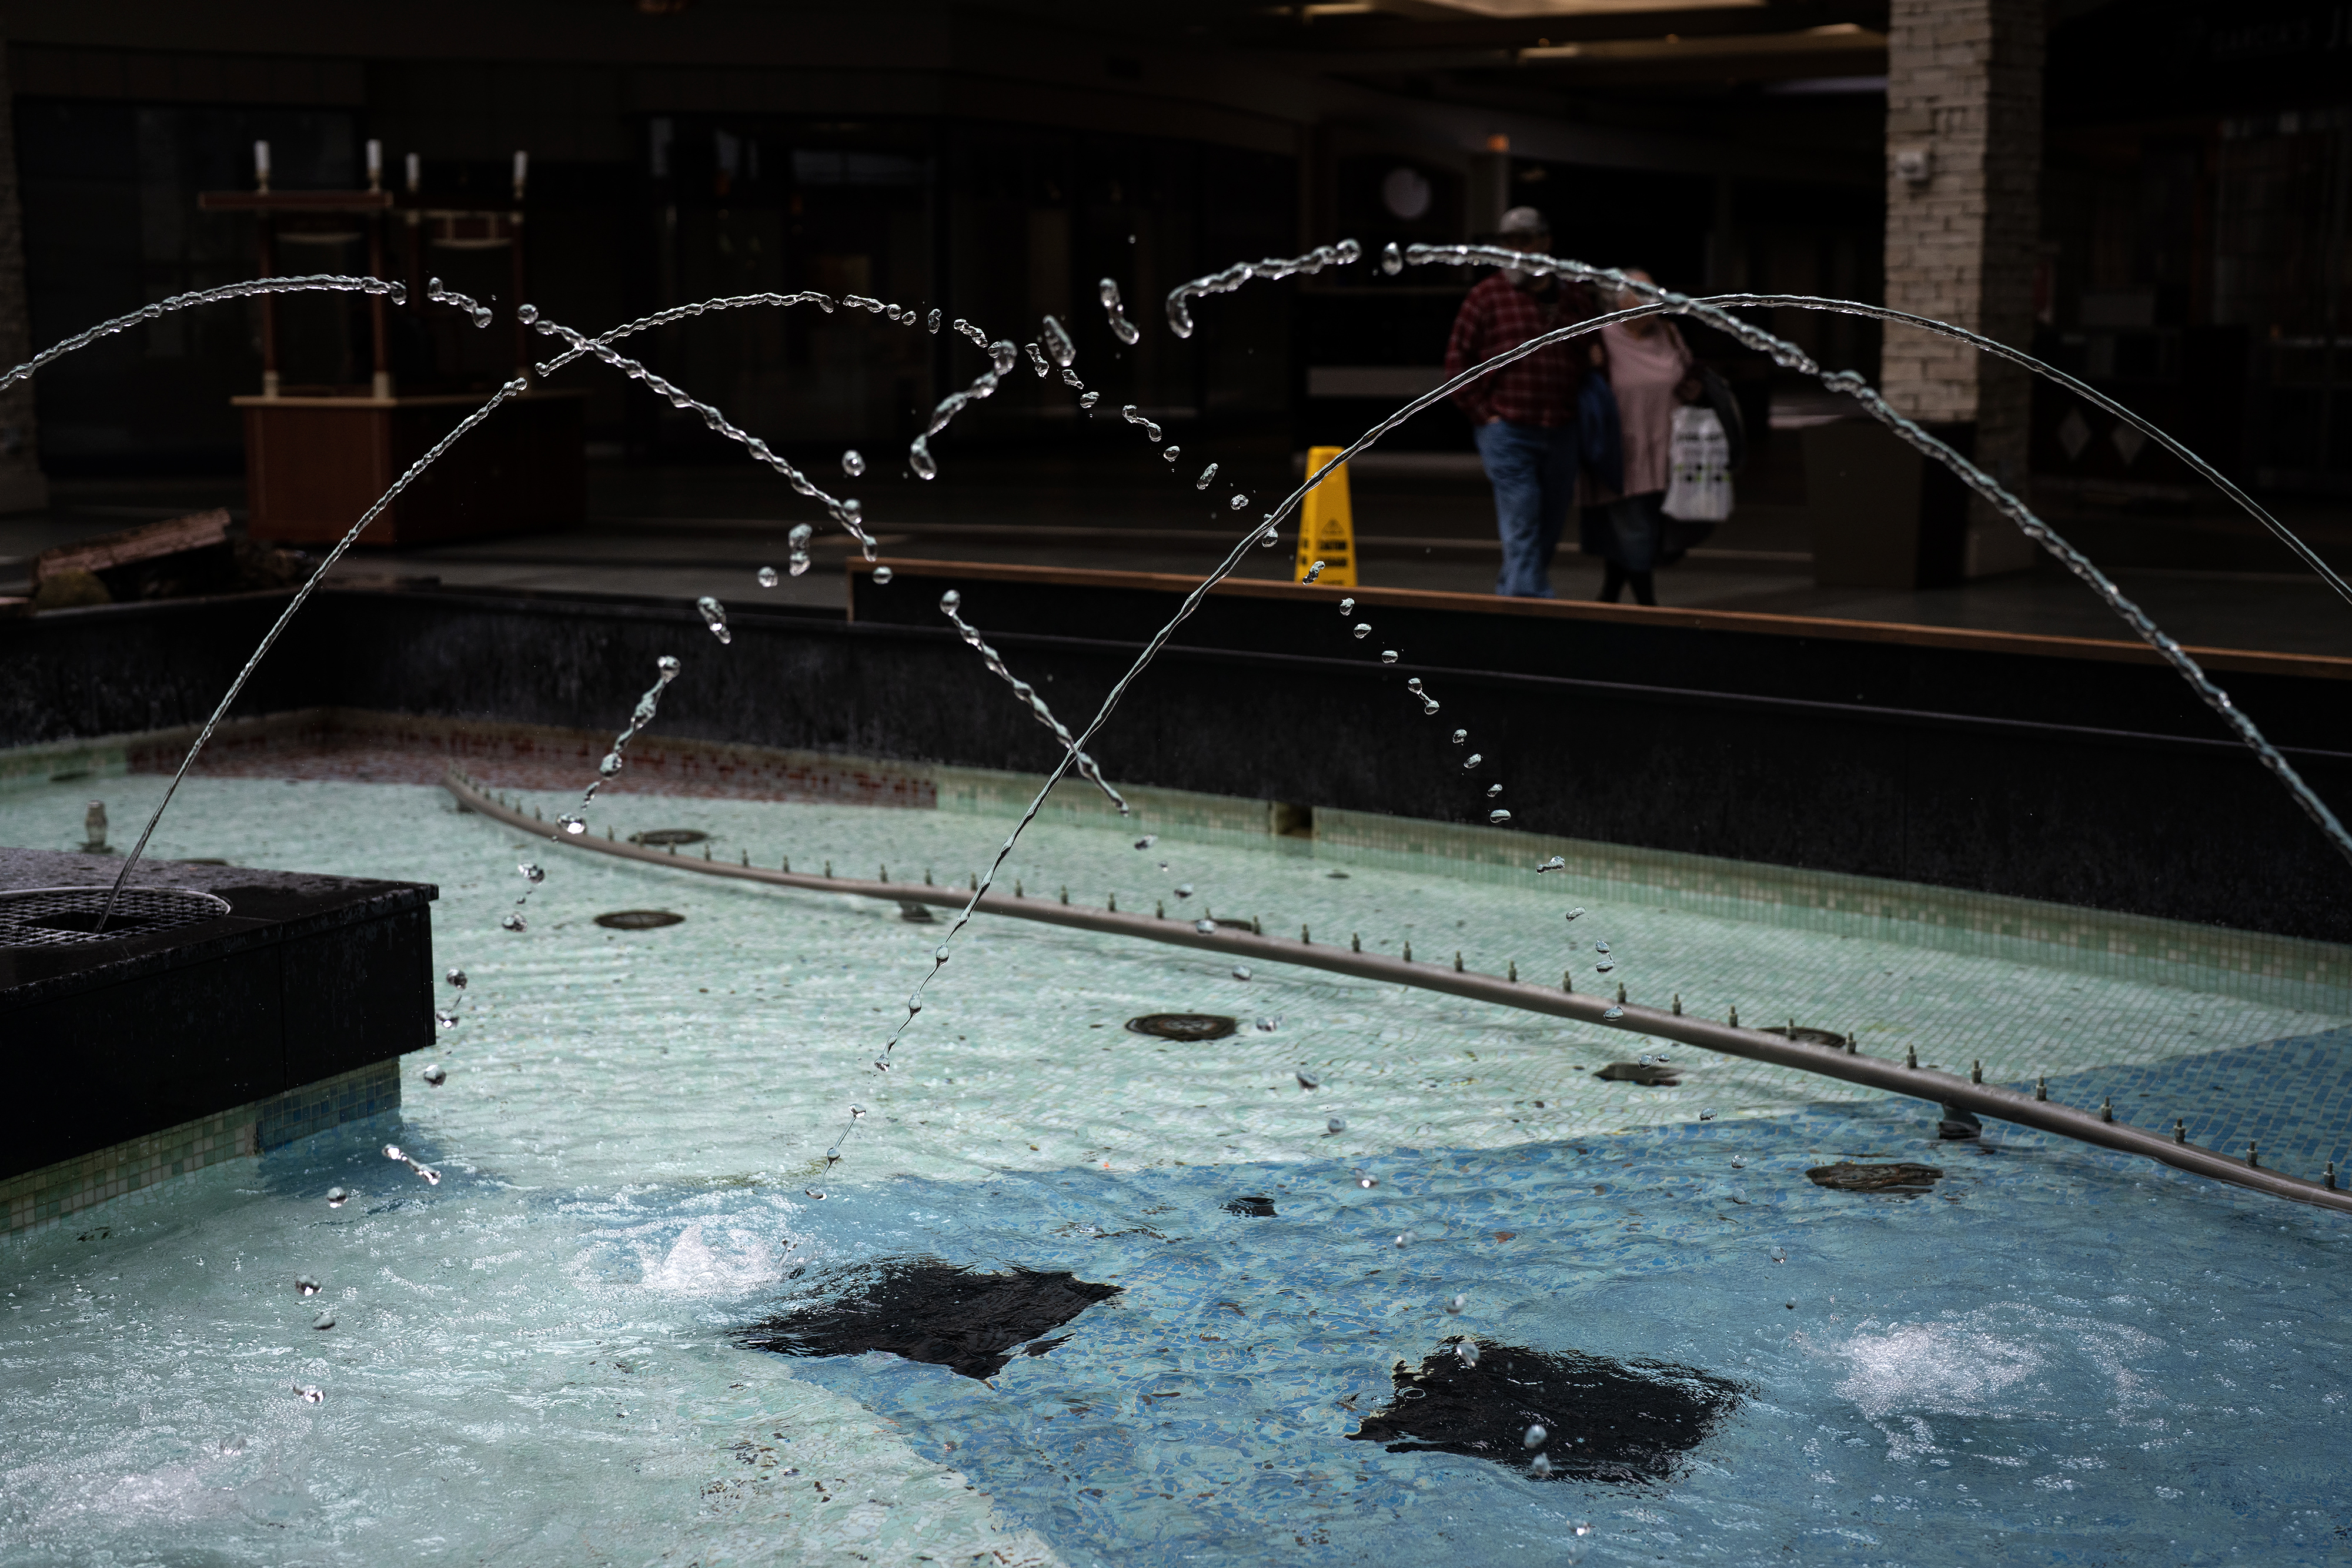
[1349,1340,1743,1485]
[735,1259,1120,1381]
[1223,1195,1277,1216]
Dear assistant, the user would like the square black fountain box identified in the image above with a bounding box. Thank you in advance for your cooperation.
[0,848,436,1182]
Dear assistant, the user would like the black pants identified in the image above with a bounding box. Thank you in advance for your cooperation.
[1599,561,1656,606]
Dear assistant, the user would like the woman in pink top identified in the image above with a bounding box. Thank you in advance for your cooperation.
[1579,269,1705,605]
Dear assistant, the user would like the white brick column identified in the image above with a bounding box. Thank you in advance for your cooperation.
[1882,0,2042,576]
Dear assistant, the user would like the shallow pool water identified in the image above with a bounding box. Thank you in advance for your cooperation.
[2,776,2347,1566]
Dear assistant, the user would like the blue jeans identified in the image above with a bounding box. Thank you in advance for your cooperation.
[1474,420,1579,599]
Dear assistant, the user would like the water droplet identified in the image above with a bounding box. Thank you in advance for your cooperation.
[422,1063,446,1085]
[1041,313,1077,368]
[1228,493,1248,510]
[1536,854,1564,871]
[297,1275,320,1296]
[805,1189,826,1200]
[437,1007,456,1031]
[1339,598,1355,616]
[1445,1293,1468,1314]
[1529,1452,1553,1478]
[1524,1423,1548,1450]
[312,1309,336,1330]
[1304,559,1326,583]
[1601,1004,1623,1019]
[501,912,527,932]
[1327,1115,1347,1134]
[1464,753,1482,770]
[1488,809,1511,824]
[1174,882,1194,897]
[559,811,586,834]
[1638,1053,1662,1066]
[932,944,951,964]
[1770,1246,1786,1263]
[789,522,814,548]
[1297,1069,1319,1089]
[1381,242,1403,275]
[696,596,732,644]
[1232,965,1252,980]
[1451,728,1468,744]
[445,968,467,989]
[1352,623,1371,639]
[1456,1340,1479,1368]
[1486,784,1502,798]
[910,436,938,479]
[1194,919,1216,934]
[1194,462,1218,490]
[1564,907,1585,921]
[841,448,866,477]
[1392,1233,1409,1248]
[1699,1108,1716,1121]
[384,1144,405,1161]
[1730,1156,1748,1170]
[1595,958,1614,972]
[873,566,894,585]
[1254,1015,1279,1032]
[1258,521,1280,548]
[1133,834,1158,850]
[1355,1172,1377,1188]
[1595,940,1611,953]
[757,566,779,588]
[1080,391,1100,409]
[850,1105,867,1120]
[325,1188,348,1208]
[298,1385,324,1404]
[1163,444,1182,463]
[1380,650,1398,664]
[517,862,544,884]
[927,308,942,333]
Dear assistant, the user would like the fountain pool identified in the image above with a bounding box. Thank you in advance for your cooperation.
[2,771,2347,1566]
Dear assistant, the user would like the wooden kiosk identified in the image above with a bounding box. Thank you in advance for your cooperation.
[201,146,583,548]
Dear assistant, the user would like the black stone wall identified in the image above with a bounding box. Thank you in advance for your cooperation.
[4,578,2348,941]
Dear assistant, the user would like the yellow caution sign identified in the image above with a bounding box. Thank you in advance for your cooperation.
[1294,445,1357,586]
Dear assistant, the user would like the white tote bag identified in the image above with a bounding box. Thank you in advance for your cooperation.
[1662,405,1734,522]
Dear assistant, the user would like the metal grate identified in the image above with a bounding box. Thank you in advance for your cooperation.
[0,885,232,947]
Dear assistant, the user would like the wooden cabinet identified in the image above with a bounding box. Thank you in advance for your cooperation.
[238,390,584,547]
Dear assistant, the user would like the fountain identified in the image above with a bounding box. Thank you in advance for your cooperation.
[0,246,2347,1566]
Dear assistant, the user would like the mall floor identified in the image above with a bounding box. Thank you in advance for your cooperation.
[6,430,2351,658]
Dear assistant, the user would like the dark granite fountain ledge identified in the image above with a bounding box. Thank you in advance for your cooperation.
[1,848,435,1236]
[2,1059,397,1239]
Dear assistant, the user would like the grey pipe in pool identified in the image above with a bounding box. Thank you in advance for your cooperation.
[443,768,2352,1216]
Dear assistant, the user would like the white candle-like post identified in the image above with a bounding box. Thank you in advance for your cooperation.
[366,139,382,192]
[511,149,529,200]
[253,139,271,192]
[404,152,420,194]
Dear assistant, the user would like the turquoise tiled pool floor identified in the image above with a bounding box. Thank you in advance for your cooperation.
[1,774,2347,1566]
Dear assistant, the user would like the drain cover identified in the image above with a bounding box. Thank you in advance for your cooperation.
[1125,1013,1238,1042]
[594,909,685,930]
[1759,1025,1847,1047]
[0,885,231,947]
[1350,1340,1743,1484]
[1593,1060,1681,1086]
[1805,1161,1943,1194]
[629,829,707,847]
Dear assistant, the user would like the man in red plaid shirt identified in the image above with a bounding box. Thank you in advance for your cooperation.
[1445,206,1596,597]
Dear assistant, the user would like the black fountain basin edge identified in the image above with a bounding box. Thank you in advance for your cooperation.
[0,848,436,1008]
